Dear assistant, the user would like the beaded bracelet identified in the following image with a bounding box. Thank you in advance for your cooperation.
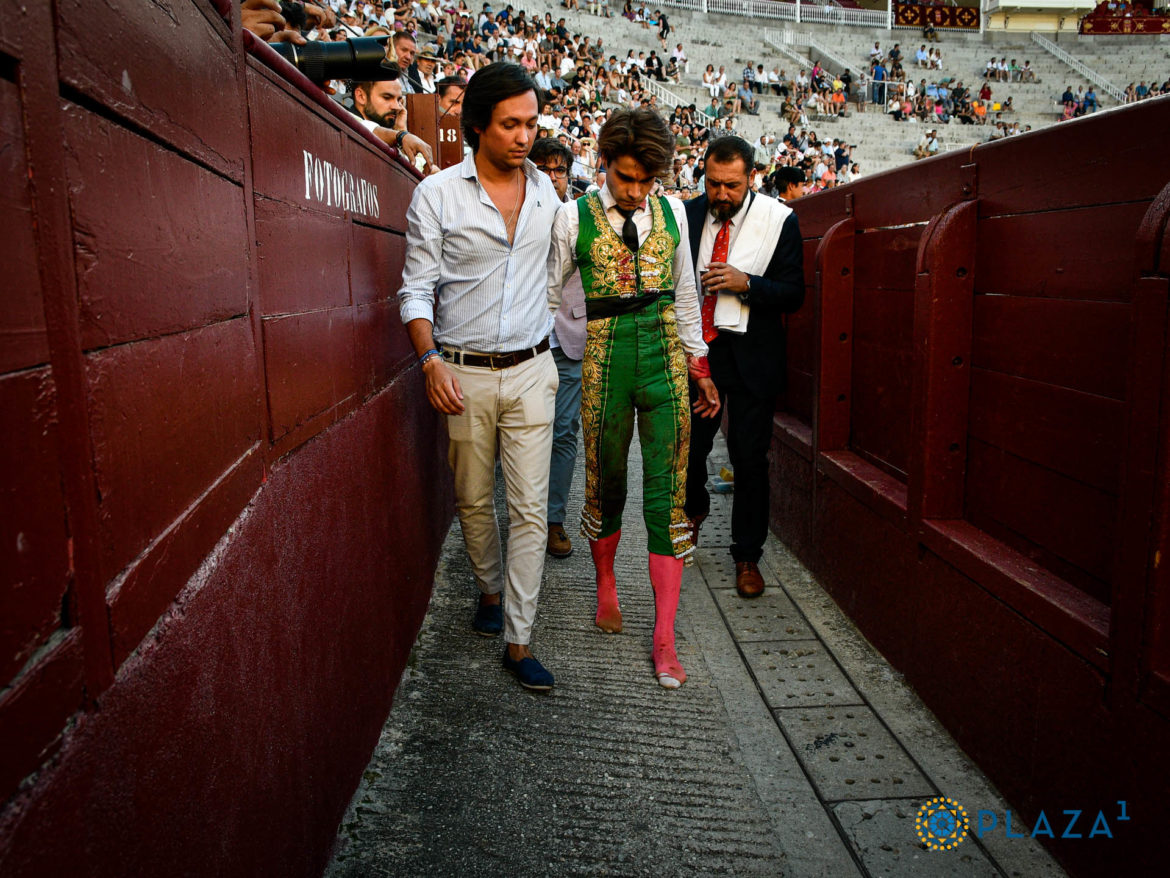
[419,348,441,367]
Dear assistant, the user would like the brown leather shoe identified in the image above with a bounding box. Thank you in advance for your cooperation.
[547,523,573,558]
[735,561,765,598]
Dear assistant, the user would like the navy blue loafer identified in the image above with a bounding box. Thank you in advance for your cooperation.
[472,599,503,637]
[502,651,555,691]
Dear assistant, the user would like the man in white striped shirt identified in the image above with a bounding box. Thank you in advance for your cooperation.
[398,63,561,691]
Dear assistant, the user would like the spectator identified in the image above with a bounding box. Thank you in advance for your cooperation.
[913,129,939,159]
[916,44,930,68]
[437,76,466,117]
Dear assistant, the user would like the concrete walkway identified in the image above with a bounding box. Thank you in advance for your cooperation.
[326,435,1067,878]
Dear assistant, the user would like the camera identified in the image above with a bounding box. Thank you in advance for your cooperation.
[270,36,399,84]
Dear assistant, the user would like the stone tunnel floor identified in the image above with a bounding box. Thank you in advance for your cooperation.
[326,433,1067,878]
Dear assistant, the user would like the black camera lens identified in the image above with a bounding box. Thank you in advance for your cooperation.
[270,36,399,84]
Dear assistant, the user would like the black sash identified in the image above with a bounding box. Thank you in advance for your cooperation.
[586,290,675,321]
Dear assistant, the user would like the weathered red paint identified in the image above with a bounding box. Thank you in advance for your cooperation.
[774,97,1170,876]
[1,2,452,874]
[0,370,67,684]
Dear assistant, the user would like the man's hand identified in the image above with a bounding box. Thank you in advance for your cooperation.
[422,357,465,415]
[701,261,750,295]
[302,3,337,29]
[269,27,308,44]
[372,126,436,172]
[692,377,721,419]
[241,0,290,40]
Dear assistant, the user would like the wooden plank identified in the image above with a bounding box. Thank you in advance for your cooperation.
[808,150,970,231]
[1135,181,1170,276]
[853,226,923,292]
[850,281,914,478]
[972,296,1131,401]
[817,449,909,530]
[920,518,1110,670]
[0,369,69,686]
[437,106,463,170]
[975,98,1170,216]
[975,202,1151,303]
[852,285,914,349]
[19,0,114,694]
[350,225,406,307]
[107,446,262,665]
[1109,278,1168,710]
[966,438,1115,601]
[253,196,351,316]
[55,0,246,180]
[63,102,250,350]
[910,200,976,522]
[262,308,358,444]
[787,190,849,239]
[86,319,263,582]
[813,217,854,452]
[405,93,441,168]
[0,631,85,797]
[968,367,1125,493]
[0,78,49,373]
[850,337,912,479]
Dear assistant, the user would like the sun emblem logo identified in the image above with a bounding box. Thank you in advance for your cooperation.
[915,797,969,851]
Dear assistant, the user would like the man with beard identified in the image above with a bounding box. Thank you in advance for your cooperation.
[684,136,804,598]
[350,77,434,168]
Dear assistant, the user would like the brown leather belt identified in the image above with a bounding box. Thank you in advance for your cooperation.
[441,338,550,370]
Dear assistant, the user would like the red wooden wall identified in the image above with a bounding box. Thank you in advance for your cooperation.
[0,2,451,874]
[774,97,1170,876]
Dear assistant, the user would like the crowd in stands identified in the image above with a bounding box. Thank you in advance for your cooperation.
[243,1,1167,188]
[1122,78,1170,103]
[241,0,870,194]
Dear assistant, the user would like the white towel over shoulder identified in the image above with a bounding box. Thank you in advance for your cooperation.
[712,195,791,334]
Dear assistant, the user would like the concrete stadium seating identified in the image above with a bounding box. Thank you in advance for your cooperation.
[519,2,1167,173]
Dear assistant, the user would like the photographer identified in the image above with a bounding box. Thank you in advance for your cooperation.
[351,77,435,170]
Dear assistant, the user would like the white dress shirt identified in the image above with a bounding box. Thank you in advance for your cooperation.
[546,185,706,358]
[696,195,750,278]
[398,152,560,353]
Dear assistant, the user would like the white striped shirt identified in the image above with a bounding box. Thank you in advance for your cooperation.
[398,152,560,353]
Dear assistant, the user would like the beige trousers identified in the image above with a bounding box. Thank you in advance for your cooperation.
[446,350,558,645]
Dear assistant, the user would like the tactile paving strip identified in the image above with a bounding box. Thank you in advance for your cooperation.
[774,706,935,802]
[712,588,814,642]
[739,640,864,709]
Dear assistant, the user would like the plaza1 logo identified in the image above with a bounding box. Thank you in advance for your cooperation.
[915,797,969,850]
[915,797,1131,850]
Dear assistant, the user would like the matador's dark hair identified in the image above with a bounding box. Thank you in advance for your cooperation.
[597,107,674,177]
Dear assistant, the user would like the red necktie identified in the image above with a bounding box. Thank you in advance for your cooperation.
[701,220,731,344]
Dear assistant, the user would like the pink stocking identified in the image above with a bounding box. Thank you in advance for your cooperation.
[590,531,622,633]
[649,553,686,688]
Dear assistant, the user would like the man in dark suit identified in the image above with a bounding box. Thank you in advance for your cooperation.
[684,136,804,597]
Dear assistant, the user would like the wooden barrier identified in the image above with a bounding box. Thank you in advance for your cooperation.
[406,92,464,169]
[775,97,1170,877]
[0,2,451,874]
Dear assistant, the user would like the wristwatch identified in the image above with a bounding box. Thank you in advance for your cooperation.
[739,275,751,301]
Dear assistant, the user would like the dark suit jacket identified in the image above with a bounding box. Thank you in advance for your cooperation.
[685,192,804,398]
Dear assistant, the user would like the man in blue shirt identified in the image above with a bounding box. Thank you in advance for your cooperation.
[871,61,887,104]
